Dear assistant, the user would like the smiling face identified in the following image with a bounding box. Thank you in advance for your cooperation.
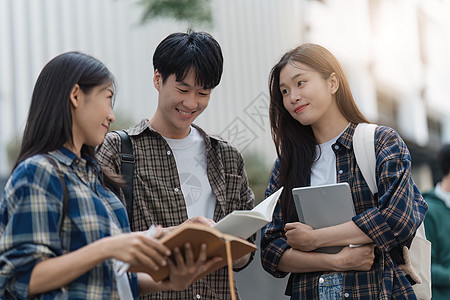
[69,82,115,155]
[150,68,212,139]
[279,61,340,129]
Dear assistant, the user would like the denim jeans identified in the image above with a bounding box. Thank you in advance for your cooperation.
[318,272,343,300]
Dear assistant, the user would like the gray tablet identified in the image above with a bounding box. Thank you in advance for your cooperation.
[292,182,356,254]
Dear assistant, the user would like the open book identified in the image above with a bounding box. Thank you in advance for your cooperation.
[147,223,257,282]
[213,187,284,239]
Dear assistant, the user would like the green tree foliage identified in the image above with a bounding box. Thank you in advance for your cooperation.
[109,112,135,132]
[6,136,21,171]
[244,151,271,204]
[138,0,212,26]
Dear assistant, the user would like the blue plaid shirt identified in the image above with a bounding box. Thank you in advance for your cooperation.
[0,147,139,299]
[261,124,428,299]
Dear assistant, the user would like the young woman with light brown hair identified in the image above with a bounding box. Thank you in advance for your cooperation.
[261,43,427,299]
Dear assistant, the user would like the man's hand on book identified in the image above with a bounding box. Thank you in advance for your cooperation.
[163,243,223,291]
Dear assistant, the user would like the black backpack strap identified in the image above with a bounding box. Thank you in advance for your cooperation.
[46,155,68,234]
[114,130,135,227]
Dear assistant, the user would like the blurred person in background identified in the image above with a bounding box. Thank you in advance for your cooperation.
[423,143,450,300]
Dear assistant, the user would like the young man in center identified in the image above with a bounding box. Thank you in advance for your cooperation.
[96,30,255,299]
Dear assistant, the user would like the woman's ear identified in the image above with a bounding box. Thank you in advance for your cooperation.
[69,84,82,108]
[329,73,339,95]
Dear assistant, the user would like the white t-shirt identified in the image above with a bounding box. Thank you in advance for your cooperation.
[311,124,350,186]
[163,127,216,219]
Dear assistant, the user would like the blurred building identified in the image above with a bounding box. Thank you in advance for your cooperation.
[1,0,449,188]
[303,0,450,190]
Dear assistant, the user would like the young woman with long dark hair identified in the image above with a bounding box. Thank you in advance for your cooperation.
[0,52,219,299]
[260,43,427,299]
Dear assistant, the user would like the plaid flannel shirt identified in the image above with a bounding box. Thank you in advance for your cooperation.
[0,147,138,299]
[261,123,427,300]
[96,119,255,300]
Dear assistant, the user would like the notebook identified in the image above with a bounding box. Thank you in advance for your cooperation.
[292,183,356,254]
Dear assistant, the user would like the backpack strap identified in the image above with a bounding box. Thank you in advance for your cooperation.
[353,123,431,293]
[353,123,378,195]
[46,155,68,234]
[114,130,135,227]
[353,123,408,266]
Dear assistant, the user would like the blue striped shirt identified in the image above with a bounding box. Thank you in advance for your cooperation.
[261,124,428,299]
[0,147,138,299]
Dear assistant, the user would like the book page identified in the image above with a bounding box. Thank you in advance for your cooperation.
[250,187,284,218]
[213,187,283,239]
[213,213,268,239]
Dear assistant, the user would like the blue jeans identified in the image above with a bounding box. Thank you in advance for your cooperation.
[318,272,343,300]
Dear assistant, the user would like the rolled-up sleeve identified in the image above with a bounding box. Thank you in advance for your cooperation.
[0,161,65,299]
[260,159,291,278]
[352,127,427,252]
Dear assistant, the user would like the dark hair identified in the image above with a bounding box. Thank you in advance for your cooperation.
[269,43,369,222]
[14,52,121,190]
[153,30,223,89]
[438,144,450,177]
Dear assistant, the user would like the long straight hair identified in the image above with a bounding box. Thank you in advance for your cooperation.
[269,44,369,222]
[14,51,121,192]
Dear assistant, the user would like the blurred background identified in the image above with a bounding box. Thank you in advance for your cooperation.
[1,0,450,298]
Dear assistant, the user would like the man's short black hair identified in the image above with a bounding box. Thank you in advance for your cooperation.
[438,143,450,176]
[153,30,223,90]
